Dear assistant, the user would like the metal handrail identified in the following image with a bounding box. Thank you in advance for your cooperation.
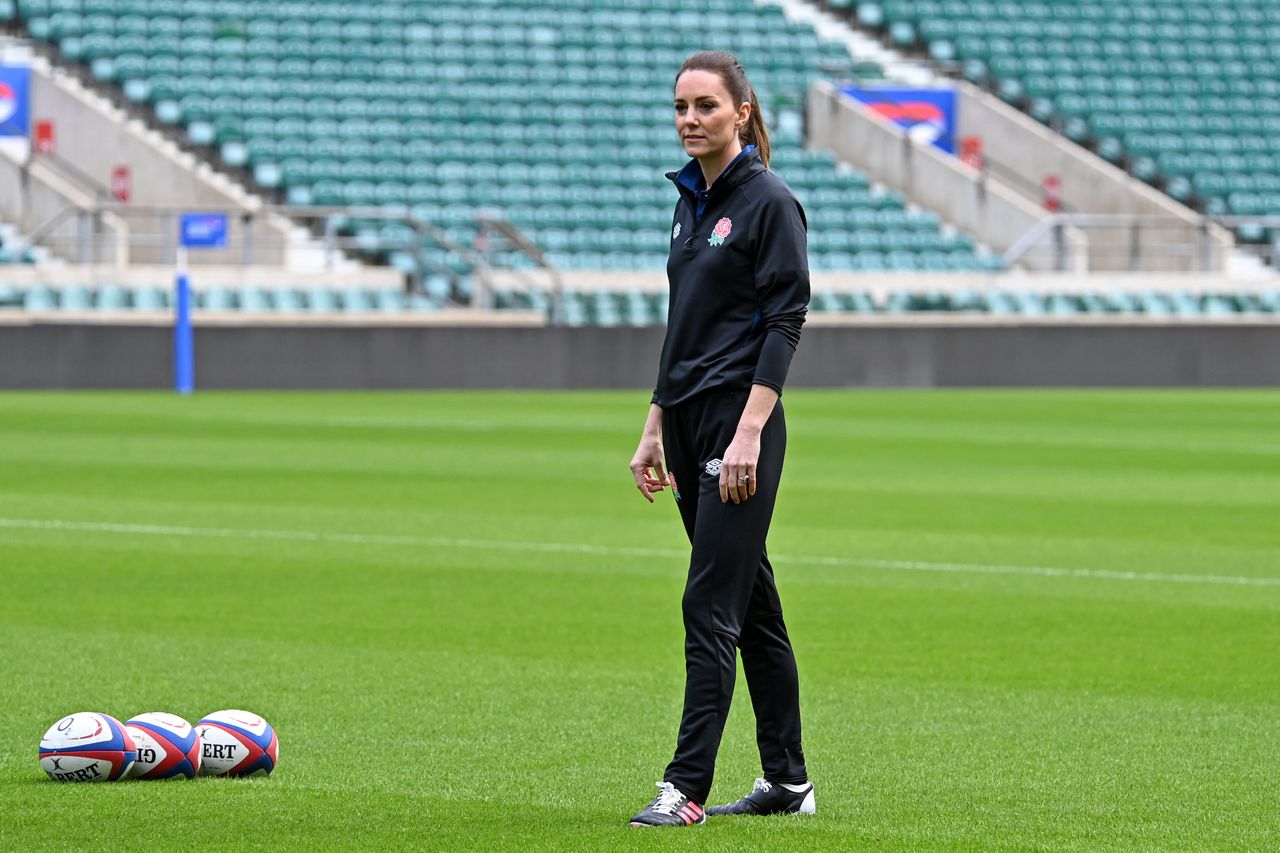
[23,204,87,246]
[1212,216,1280,228]
[1003,213,1224,272]
[280,204,479,296]
[972,151,1081,216]
[474,213,565,323]
[31,149,115,202]
[11,199,569,309]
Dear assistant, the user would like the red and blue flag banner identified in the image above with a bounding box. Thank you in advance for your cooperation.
[0,66,31,138]
[841,86,957,154]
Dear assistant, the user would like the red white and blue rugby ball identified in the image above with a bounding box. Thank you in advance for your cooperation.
[197,710,278,777]
[39,712,137,782]
[125,712,201,780]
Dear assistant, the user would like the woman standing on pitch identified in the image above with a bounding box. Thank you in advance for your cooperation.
[626,51,813,828]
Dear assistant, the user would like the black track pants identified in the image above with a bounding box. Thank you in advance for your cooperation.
[660,387,807,805]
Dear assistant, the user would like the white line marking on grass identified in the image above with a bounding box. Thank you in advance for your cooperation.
[794,555,1280,587]
[1,517,1277,589]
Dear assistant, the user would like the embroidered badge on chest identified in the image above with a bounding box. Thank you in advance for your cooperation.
[708,217,732,246]
[672,222,681,240]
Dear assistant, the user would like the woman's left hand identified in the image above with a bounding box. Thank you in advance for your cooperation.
[719,428,760,505]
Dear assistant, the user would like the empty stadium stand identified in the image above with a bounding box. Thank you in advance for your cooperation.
[0,282,444,313]
[2,279,1278,324]
[11,0,999,276]
[846,0,1280,233]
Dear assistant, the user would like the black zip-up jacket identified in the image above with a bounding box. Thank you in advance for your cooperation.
[652,147,810,409]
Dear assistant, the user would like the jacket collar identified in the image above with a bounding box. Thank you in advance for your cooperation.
[667,144,764,202]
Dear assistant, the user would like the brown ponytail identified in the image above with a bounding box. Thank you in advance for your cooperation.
[675,51,771,169]
[742,83,771,169]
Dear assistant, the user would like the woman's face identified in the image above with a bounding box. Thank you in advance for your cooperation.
[674,69,749,162]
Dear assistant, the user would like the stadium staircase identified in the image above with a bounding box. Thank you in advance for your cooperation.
[764,0,937,86]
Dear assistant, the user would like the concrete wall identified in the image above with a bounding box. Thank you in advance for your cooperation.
[809,80,1234,273]
[2,321,1276,389]
[3,58,293,266]
[953,81,1234,272]
[806,80,1084,273]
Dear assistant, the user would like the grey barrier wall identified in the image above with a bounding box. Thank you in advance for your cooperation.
[951,80,1234,272]
[807,80,1233,274]
[805,80,1069,271]
[2,323,1278,389]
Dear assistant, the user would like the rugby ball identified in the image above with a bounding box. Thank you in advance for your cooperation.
[126,712,201,780]
[197,710,278,777]
[39,712,137,782]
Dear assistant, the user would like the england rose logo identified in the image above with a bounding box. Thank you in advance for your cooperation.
[708,217,732,246]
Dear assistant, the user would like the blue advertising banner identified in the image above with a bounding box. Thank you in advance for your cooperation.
[0,66,31,138]
[179,212,229,249]
[841,86,957,154]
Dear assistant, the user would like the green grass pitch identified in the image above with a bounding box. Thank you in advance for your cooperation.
[0,389,1277,851]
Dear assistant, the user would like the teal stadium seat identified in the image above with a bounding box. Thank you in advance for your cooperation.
[306,288,341,312]
[201,286,236,311]
[24,286,57,311]
[132,286,169,310]
[60,284,93,310]
[94,285,128,311]
[341,288,377,313]
[375,288,407,312]
[237,287,273,312]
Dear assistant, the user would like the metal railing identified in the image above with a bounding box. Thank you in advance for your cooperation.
[1210,216,1280,270]
[11,201,564,315]
[1003,213,1227,273]
[475,212,565,323]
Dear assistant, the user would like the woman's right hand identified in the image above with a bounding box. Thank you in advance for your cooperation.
[630,434,669,503]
